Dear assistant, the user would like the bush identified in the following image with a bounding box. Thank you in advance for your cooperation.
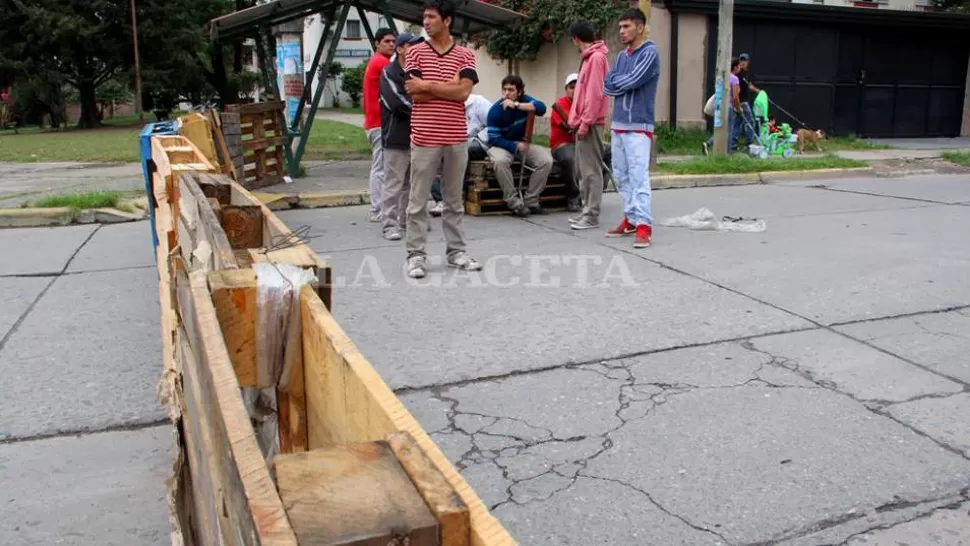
[341,61,366,108]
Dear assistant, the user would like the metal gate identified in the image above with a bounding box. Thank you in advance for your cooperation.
[708,18,969,138]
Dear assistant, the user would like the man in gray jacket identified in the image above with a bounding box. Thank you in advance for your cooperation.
[378,32,425,241]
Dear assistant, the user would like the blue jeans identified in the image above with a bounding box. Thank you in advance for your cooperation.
[611,131,653,226]
[737,103,756,147]
[706,108,737,151]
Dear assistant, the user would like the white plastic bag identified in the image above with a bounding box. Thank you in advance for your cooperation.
[659,207,766,233]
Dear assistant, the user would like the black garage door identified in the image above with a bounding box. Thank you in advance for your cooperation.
[707,19,969,138]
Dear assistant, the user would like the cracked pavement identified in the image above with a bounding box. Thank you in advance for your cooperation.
[284,172,970,545]
[2,172,970,545]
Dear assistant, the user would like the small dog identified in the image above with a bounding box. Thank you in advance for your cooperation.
[797,128,826,154]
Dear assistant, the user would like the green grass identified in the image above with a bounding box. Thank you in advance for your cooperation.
[31,190,122,210]
[0,123,144,162]
[656,154,867,175]
[319,106,363,115]
[942,150,970,166]
[819,135,891,152]
[303,119,371,160]
[654,125,709,155]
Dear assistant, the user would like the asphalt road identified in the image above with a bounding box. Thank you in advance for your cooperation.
[1,173,969,545]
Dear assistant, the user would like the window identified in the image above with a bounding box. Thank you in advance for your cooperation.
[345,20,361,39]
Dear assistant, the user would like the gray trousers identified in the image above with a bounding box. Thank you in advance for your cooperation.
[486,144,554,209]
[366,127,383,213]
[575,124,606,220]
[381,148,410,233]
[407,143,468,259]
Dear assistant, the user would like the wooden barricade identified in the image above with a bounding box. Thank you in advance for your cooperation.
[150,136,516,546]
[224,101,288,190]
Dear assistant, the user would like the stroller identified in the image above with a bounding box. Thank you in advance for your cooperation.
[746,90,798,159]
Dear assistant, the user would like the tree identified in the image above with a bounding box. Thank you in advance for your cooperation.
[932,0,970,11]
[0,0,130,128]
[341,61,366,108]
[475,0,625,64]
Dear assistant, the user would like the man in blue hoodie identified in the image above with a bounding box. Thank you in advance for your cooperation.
[602,8,660,249]
[485,75,554,217]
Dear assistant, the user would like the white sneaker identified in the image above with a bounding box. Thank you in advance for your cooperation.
[369,210,382,222]
[383,228,402,241]
[407,256,427,278]
[447,252,482,271]
[430,201,444,217]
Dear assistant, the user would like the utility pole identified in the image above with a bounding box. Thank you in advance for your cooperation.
[130,0,143,121]
[712,0,734,154]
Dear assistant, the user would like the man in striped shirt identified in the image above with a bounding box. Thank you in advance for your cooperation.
[402,0,483,279]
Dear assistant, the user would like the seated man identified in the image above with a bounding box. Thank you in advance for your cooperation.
[429,93,491,216]
[550,73,613,213]
[486,75,554,217]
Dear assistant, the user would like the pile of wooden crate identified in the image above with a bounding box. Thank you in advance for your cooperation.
[464,160,569,216]
[149,127,516,545]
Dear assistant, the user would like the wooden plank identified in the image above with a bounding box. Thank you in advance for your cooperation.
[197,173,231,205]
[179,270,298,545]
[299,286,516,546]
[208,269,258,388]
[242,136,285,152]
[272,443,440,546]
[227,101,285,116]
[387,431,470,546]
[179,173,238,271]
[220,205,263,249]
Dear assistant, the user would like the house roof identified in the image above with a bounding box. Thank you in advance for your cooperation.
[210,0,526,42]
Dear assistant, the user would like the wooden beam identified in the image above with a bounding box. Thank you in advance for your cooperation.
[299,286,516,546]
[387,431,470,546]
[272,443,440,546]
[179,173,238,271]
[178,269,297,545]
[208,269,258,388]
[220,205,264,249]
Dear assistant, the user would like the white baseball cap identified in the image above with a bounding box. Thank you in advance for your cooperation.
[565,73,578,87]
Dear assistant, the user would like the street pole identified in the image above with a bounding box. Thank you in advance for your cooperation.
[130,0,143,121]
[712,0,734,154]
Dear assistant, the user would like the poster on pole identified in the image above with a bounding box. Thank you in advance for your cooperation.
[276,41,303,127]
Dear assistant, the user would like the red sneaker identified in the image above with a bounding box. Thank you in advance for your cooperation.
[606,217,636,237]
[634,224,652,248]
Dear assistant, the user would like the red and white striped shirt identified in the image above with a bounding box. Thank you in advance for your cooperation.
[404,41,479,147]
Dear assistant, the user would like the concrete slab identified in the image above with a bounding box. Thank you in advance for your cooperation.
[0,277,50,340]
[584,385,970,545]
[0,225,97,276]
[837,310,970,383]
[888,393,970,457]
[844,501,970,546]
[750,329,962,403]
[0,426,172,545]
[277,205,548,254]
[533,191,968,325]
[493,476,726,546]
[0,268,164,441]
[66,222,156,273]
[325,231,810,389]
[816,174,970,205]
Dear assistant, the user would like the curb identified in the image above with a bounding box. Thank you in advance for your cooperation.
[0,205,147,228]
[250,190,370,211]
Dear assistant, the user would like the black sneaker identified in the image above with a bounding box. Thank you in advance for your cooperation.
[511,204,530,217]
[528,205,548,215]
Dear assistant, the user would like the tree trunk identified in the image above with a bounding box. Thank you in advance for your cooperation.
[76,82,101,129]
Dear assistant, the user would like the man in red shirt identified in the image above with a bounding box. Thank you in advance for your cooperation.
[362,28,397,222]
[550,73,612,214]
[402,0,483,279]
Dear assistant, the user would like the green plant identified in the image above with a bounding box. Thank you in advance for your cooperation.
[942,151,970,166]
[32,190,122,210]
[340,61,366,108]
[474,0,626,63]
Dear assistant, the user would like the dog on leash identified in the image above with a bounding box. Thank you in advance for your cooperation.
[797,128,826,154]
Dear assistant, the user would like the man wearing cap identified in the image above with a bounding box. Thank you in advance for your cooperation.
[736,53,760,149]
[550,72,612,213]
[566,19,611,231]
[378,32,424,241]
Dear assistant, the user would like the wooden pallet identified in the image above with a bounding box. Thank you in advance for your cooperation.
[463,159,571,216]
[225,101,288,190]
[465,195,568,216]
